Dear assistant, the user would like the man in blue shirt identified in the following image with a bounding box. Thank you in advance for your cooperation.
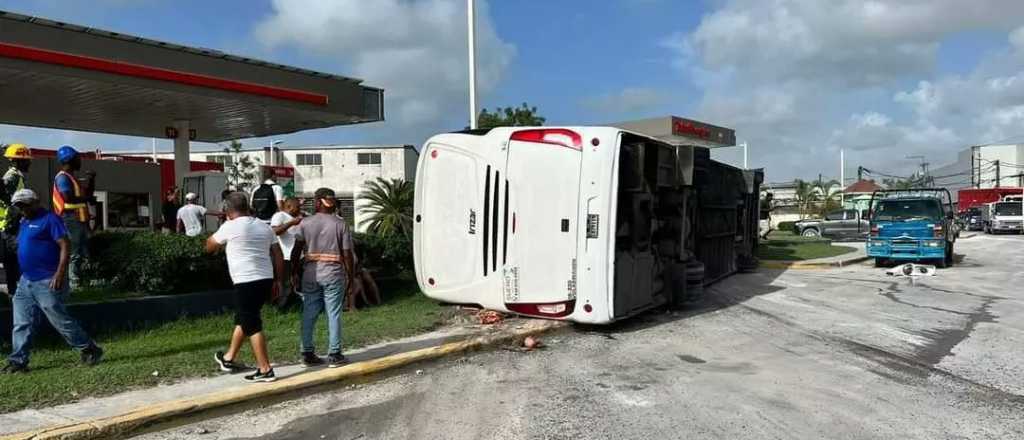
[2,189,103,374]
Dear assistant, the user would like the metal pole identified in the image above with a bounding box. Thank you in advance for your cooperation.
[995,159,1000,187]
[151,138,157,163]
[840,149,845,207]
[467,0,478,130]
[742,142,748,169]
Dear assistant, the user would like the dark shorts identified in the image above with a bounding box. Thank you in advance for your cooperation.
[233,279,272,336]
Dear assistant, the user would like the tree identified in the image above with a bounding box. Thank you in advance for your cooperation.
[358,177,414,238]
[477,103,546,129]
[813,179,844,214]
[222,140,260,192]
[794,179,819,219]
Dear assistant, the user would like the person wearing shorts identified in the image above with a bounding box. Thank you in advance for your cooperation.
[205,192,285,383]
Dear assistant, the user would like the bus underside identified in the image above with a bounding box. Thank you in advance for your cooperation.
[613,134,762,319]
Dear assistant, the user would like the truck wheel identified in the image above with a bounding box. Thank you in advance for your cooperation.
[874,258,888,268]
[801,228,820,238]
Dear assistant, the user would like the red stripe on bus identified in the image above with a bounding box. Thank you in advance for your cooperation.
[0,42,329,106]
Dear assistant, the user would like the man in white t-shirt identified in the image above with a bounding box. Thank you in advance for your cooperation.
[176,193,211,237]
[204,192,284,383]
[269,197,302,308]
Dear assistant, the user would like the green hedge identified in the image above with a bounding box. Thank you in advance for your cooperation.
[82,232,231,294]
[80,231,414,295]
[777,221,797,233]
[354,232,413,277]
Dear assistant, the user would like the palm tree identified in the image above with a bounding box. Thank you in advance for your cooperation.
[358,178,414,238]
[813,179,844,213]
[794,179,818,219]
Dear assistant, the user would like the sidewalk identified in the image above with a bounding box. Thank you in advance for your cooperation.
[760,244,869,269]
[0,317,565,439]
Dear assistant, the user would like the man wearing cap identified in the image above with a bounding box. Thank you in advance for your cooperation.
[291,188,354,368]
[177,192,216,237]
[52,146,95,290]
[1,144,32,298]
[2,189,103,374]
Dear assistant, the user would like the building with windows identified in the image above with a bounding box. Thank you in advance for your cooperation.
[121,144,418,230]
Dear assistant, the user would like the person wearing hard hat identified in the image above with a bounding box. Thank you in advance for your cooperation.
[1,144,32,299]
[52,145,95,291]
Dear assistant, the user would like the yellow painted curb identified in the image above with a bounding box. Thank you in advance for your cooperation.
[3,321,567,440]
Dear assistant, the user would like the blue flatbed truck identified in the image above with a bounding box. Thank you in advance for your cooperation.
[866,189,957,268]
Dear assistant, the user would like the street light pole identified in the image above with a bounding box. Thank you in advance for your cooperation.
[269,139,283,166]
[467,0,478,130]
[840,149,845,207]
[742,141,748,169]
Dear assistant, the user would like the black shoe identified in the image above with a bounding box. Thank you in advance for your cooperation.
[244,368,277,383]
[327,353,349,368]
[302,352,325,367]
[1,362,28,374]
[214,351,250,373]
[81,345,104,366]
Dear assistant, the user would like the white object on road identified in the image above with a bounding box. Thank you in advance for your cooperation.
[885,263,936,277]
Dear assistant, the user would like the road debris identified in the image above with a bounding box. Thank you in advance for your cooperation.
[477,309,506,325]
[886,263,936,277]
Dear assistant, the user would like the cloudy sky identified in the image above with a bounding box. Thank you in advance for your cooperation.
[2,0,1024,183]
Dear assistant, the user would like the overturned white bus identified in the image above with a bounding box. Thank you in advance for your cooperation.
[413,126,762,324]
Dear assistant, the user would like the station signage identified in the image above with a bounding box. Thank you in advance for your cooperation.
[671,117,734,146]
[164,127,198,140]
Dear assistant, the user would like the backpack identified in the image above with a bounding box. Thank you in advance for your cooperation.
[251,184,277,220]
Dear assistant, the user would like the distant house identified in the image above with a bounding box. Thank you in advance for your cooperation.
[843,179,884,212]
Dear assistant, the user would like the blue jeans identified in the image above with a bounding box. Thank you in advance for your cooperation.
[299,279,346,355]
[62,217,89,290]
[8,276,93,367]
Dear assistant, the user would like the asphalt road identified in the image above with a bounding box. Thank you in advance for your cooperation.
[138,234,1024,440]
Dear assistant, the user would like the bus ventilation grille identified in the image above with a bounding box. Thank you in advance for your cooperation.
[482,165,509,276]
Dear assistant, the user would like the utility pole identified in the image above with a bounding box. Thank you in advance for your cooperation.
[840,149,845,207]
[995,159,1000,188]
[742,141,748,169]
[467,0,479,130]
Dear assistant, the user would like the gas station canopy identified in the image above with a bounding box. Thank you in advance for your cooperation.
[613,116,736,149]
[0,10,384,143]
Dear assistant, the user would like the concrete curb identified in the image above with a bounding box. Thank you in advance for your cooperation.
[760,254,871,269]
[2,320,567,440]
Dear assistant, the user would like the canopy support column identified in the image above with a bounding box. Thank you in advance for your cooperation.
[173,119,191,189]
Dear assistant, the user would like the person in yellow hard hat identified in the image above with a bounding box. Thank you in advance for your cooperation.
[1,144,32,299]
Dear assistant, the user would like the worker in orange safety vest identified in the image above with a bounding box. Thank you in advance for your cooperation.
[52,146,96,290]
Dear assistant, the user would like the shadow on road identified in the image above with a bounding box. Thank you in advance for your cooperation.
[574,268,789,337]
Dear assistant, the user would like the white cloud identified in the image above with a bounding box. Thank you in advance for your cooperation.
[255,0,515,135]
[583,87,666,114]
[668,0,1024,180]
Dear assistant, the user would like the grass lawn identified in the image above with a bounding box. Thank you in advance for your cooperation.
[0,282,441,414]
[757,231,857,261]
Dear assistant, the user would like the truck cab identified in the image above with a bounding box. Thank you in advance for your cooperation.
[982,197,1024,234]
[866,189,956,268]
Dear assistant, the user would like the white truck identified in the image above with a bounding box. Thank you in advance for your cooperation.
[982,195,1024,234]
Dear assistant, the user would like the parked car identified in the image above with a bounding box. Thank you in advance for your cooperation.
[961,207,983,231]
[793,209,868,240]
[866,189,956,268]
